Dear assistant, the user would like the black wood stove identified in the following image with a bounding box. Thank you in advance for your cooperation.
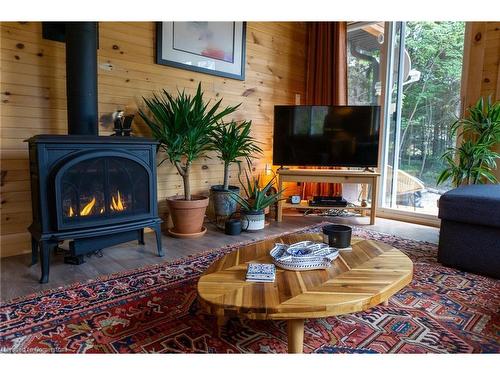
[27,22,163,283]
[27,136,163,283]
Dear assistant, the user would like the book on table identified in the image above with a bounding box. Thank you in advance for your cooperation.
[246,263,276,282]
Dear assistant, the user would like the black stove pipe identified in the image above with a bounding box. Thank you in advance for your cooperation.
[65,22,98,135]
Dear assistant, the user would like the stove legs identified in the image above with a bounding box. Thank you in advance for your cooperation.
[151,224,164,257]
[138,228,145,245]
[31,237,53,283]
[30,223,163,284]
[39,240,56,284]
[31,236,39,265]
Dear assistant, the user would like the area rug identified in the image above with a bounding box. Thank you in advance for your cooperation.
[1,223,499,353]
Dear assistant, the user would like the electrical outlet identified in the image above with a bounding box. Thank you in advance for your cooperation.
[265,163,272,175]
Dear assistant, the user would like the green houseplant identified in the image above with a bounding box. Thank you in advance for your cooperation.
[210,120,263,219]
[229,171,285,231]
[139,83,240,237]
[437,97,500,187]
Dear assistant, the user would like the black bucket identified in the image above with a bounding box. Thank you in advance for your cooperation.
[322,224,352,248]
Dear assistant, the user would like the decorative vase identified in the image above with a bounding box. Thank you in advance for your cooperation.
[166,195,209,238]
[241,209,265,231]
[209,185,240,217]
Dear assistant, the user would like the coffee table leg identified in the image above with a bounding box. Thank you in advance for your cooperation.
[215,315,228,337]
[287,319,304,353]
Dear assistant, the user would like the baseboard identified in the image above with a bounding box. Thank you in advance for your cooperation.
[377,209,441,228]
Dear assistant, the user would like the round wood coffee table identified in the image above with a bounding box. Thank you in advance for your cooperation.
[197,232,413,353]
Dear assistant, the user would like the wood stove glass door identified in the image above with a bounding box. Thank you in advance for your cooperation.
[56,155,150,230]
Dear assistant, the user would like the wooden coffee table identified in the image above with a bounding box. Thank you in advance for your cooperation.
[197,232,413,353]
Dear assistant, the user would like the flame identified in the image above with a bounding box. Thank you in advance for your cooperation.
[100,207,105,214]
[68,206,75,217]
[80,197,96,216]
[110,190,125,211]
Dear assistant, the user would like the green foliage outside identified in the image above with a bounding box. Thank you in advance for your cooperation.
[399,22,465,191]
[348,22,467,192]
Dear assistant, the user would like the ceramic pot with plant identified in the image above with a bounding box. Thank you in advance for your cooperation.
[139,83,239,238]
[210,120,262,220]
[229,172,285,231]
[437,96,500,187]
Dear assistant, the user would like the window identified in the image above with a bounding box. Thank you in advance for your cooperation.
[348,22,466,217]
[381,22,466,216]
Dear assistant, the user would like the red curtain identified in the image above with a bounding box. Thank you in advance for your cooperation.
[302,22,348,200]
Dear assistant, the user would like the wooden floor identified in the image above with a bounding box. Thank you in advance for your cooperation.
[0,215,439,301]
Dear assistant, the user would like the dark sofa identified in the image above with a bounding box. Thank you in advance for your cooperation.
[438,184,500,279]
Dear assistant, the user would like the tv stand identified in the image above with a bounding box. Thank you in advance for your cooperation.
[277,169,380,225]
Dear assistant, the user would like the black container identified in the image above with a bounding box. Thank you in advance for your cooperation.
[322,224,352,248]
[225,219,242,235]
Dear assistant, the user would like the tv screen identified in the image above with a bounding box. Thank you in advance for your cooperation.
[273,105,381,167]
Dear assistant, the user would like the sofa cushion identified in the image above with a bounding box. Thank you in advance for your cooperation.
[438,184,500,228]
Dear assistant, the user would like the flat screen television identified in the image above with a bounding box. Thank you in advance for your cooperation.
[273,105,381,167]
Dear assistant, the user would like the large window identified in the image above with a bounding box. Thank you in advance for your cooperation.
[348,22,466,217]
[345,22,386,204]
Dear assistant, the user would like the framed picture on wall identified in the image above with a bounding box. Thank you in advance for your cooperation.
[156,22,246,81]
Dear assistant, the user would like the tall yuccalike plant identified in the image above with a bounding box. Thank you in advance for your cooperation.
[212,120,263,190]
[139,83,240,200]
[437,97,500,187]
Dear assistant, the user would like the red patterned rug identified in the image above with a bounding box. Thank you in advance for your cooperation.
[1,223,499,353]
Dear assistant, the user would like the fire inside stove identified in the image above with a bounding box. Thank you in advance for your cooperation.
[60,156,149,224]
[67,190,127,218]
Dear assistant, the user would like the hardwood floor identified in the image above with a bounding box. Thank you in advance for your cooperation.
[0,215,439,301]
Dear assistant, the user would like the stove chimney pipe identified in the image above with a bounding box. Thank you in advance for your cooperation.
[65,22,98,135]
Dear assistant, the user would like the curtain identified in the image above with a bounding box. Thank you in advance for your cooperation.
[302,22,348,200]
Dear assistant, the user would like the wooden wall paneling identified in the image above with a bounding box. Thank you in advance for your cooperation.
[0,21,307,257]
[482,23,500,180]
[461,22,500,181]
[461,22,487,112]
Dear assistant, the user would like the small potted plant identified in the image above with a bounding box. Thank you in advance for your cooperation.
[139,83,239,237]
[229,172,285,231]
[210,120,263,219]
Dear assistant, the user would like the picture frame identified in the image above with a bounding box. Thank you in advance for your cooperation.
[156,22,246,81]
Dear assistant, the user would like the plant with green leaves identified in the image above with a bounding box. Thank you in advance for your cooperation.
[229,171,285,212]
[139,83,240,200]
[437,97,500,187]
[212,120,263,190]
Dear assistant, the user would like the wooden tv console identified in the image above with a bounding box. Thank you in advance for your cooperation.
[276,169,380,225]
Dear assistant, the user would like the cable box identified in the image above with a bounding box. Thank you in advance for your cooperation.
[309,196,348,207]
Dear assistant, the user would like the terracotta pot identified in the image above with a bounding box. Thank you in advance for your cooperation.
[166,195,209,237]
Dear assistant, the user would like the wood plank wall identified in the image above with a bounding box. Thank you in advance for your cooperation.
[0,22,307,257]
[462,22,500,180]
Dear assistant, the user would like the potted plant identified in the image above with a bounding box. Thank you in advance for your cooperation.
[139,83,240,237]
[210,120,263,220]
[437,97,500,187]
[229,172,285,231]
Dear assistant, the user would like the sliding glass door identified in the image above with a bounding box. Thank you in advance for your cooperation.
[348,22,466,217]
[345,22,387,205]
